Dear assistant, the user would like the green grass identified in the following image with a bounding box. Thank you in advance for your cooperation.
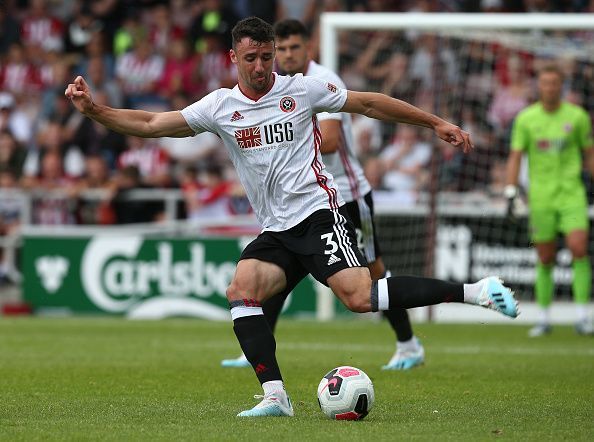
[0,318,593,441]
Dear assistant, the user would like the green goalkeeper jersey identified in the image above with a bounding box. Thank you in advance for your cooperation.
[511,101,593,209]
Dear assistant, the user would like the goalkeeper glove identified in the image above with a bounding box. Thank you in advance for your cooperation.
[504,184,520,223]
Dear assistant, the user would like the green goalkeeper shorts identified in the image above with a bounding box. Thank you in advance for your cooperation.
[529,206,589,243]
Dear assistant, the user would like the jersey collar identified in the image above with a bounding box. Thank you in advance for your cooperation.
[237,73,276,102]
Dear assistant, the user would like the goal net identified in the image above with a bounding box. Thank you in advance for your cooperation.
[321,13,594,303]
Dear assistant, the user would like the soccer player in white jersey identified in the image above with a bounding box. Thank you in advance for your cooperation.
[221,19,424,371]
[65,17,519,418]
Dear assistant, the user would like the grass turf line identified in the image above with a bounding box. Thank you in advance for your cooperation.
[0,318,593,441]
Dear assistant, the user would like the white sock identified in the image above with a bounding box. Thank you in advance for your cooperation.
[576,304,587,323]
[397,336,419,352]
[463,281,483,304]
[262,380,285,396]
[538,307,550,325]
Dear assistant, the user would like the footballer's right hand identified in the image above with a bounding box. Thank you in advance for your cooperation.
[65,76,94,115]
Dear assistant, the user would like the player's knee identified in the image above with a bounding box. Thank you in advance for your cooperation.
[342,293,371,313]
[226,279,258,302]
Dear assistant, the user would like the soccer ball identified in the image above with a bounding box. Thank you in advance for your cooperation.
[317,366,374,420]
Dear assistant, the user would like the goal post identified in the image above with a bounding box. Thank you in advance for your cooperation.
[321,13,594,72]
[319,12,594,323]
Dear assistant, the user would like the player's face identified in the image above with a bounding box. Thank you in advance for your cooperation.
[275,34,309,75]
[230,38,275,93]
[538,71,563,106]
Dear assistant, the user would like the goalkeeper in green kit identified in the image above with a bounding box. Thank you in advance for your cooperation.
[505,64,594,336]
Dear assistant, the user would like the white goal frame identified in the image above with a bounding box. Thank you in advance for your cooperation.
[321,13,594,74]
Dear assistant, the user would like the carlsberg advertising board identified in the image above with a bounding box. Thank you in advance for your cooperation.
[23,235,319,318]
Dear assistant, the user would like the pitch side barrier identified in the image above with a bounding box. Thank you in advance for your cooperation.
[7,189,594,323]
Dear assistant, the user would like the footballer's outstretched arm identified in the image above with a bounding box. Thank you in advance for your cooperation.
[342,90,473,152]
[65,76,194,138]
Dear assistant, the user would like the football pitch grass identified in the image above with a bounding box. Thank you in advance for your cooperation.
[1,318,593,441]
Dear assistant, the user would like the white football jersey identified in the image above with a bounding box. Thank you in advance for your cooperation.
[181,73,347,232]
[305,61,371,202]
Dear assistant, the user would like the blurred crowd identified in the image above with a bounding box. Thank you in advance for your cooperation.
[1,0,594,251]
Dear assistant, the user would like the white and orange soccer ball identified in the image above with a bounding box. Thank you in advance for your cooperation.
[317,366,374,420]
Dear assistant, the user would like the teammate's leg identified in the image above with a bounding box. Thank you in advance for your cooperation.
[565,229,592,335]
[369,258,424,370]
[227,254,294,417]
[348,194,424,369]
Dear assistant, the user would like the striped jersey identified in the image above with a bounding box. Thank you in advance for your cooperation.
[305,61,371,202]
[181,73,347,232]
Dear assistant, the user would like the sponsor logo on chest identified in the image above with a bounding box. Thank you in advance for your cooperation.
[234,122,295,148]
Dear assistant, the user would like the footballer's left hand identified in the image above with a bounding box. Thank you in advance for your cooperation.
[434,121,473,153]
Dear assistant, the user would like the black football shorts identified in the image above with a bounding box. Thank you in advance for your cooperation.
[240,206,367,287]
[343,191,381,263]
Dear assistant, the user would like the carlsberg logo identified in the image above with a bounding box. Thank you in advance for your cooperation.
[81,236,236,313]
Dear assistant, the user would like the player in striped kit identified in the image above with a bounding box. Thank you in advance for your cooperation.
[66,17,518,418]
[221,19,424,371]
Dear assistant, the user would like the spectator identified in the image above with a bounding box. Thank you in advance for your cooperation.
[76,154,116,225]
[157,37,203,100]
[112,13,145,57]
[379,126,432,193]
[20,0,65,53]
[487,54,532,138]
[362,156,386,191]
[0,129,27,179]
[0,92,33,145]
[76,31,116,79]
[23,120,85,179]
[0,4,20,56]
[436,138,464,191]
[351,114,382,162]
[197,32,237,94]
[182,163,250,221]
[0,167,21,284]
[117,135,171,187]
[0,43,42,97]
[187,0,239,52]
[70,90,126,168]
[85,56,123,108]
[22,150,78,225]
[115,38,165,108]
[148,3,186,56]
[63,3,103,56]
[110,165,164,224]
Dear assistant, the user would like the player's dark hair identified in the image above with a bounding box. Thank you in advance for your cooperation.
[538,63,565,81]
[273,19,310,40]
[231,17,275,50]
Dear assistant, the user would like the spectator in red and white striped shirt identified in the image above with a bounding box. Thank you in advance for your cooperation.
[117,135,171,187]
[20,0,64,52]
[115,38,165,108]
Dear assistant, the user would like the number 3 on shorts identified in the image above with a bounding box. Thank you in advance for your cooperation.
[320,232,338,255]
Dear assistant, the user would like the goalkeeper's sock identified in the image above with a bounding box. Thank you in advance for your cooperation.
[372,276,463,311]
[231,301,282,384]
[537,306,551,325]
[572,257,592,305]
[576,304,588,324]
[535,262,554,308]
